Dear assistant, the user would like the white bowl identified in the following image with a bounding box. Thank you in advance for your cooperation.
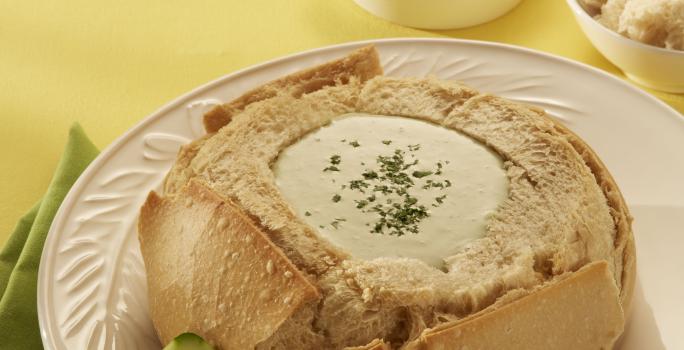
[353,0,522,30]
[566,0,684,93]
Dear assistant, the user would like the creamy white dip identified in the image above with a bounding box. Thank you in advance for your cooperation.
[273,114,509,268]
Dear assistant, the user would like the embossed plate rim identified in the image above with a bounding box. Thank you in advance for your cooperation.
[38,38,684,350]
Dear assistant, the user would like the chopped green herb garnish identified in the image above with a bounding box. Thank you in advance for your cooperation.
[412,170,433,178]
[373,184,390,194]
[422,179,450,190]
[362,170,378,180]
[305,211,312,216]
[350,179,370,192]
[330,218,346,229]
[402,159,419,170]
[321,142,451,236]
[368,196,428,236]
[323,154,342,172]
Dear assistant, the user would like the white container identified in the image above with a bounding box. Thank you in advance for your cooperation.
[566,0,684,93]
[353,0,522,30]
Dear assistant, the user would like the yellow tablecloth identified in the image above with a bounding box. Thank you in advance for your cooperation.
[1,0,682,245]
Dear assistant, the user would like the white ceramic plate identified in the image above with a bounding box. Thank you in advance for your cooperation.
[38,38,684,350]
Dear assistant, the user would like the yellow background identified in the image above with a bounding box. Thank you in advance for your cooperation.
[1,0,682,245]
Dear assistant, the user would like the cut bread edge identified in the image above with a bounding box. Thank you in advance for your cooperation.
[138,179,320,349]
[203,45,383,133]
[163,134,211,195]
[408,260,624,350]
[549,119,636,315]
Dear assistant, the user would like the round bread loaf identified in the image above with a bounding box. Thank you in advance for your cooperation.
[138,46,635,350]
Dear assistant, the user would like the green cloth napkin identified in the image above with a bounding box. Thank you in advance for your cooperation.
[0,124,99,350]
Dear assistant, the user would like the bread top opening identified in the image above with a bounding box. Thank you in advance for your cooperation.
[272,113,509,269]
[150,46,634,349]
[164,76,621,289]
[156,75,632,348]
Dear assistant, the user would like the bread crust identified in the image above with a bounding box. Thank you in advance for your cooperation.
[203,45,383,133]
[138,180,320,348]
[408,261,624,350]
